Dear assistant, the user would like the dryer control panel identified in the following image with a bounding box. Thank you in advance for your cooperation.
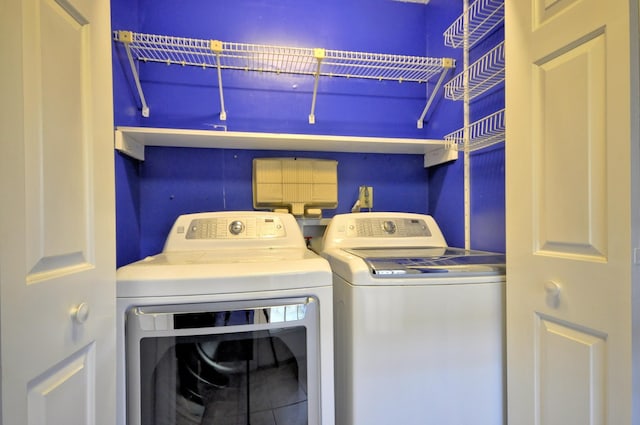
[163,211,306,251]
[184,216,286,240]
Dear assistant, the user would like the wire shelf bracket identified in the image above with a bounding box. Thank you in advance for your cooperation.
[114,30,455,126]
[210,40,227,121]
[417,58,455,129]
[117,31,150,117]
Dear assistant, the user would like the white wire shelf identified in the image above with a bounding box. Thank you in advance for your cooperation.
[444,41,504,101]
[114,31,455,126]
[119,33,449,82]
[443,0,504,49]
[444,108,504,152]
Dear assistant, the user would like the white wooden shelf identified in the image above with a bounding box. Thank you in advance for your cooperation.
[114,127,458,167]
[443,0,504,49]
[444,108,504,152]
[444,41,504,101]
[113,31,455,127]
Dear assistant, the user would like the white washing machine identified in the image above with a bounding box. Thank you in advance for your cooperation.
[319,212,505,425]
[116,211,335,425]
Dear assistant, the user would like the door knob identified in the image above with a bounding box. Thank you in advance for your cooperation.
[544,280,560,295]
[71,302,90,324]
[544,280,561,308]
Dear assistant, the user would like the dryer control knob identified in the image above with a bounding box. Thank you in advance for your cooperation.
[229,220,245,235]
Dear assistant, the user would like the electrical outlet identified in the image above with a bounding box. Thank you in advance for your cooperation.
[358,186,373,209]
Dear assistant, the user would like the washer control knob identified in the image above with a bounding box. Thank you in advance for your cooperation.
[382,220,397,234]
[229,220,245,235]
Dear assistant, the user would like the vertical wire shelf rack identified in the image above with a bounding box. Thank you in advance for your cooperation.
[443,0,505,152]
[443,0,504,249]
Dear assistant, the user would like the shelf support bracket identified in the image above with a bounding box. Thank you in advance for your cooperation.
[309,48,325,124]
[211,40,227,121]
[117,31,150,117]
[417,58,455,129]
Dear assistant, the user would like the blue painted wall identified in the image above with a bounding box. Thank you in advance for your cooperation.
[111,0,505,267]
[136,148,429,257]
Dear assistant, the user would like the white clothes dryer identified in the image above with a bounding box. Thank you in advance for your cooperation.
[116,211,334,425]
[319,212,505,425]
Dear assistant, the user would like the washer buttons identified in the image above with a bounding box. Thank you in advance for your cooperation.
[229,220,245,235]
[382,220,397,234]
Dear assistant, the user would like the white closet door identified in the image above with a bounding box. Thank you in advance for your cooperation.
[506,0,639,423]
[0,0,115,424]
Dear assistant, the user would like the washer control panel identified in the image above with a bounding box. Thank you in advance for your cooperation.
[345,217,432,238]
[184,216,286,239]
[320,212,448,251]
